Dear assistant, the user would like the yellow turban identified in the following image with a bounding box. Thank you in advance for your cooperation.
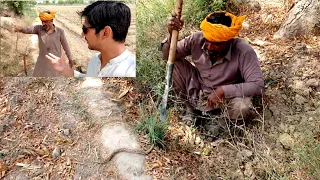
[39,11,56,21]
[200,11,246,42]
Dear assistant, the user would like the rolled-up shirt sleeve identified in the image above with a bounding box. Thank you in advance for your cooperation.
[74,70,86,77]
[221,49,264,98]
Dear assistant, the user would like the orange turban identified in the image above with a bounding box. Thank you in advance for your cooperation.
[39,11,56,21]
[200,11,246,42]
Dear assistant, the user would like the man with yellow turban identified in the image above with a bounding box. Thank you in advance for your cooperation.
[14,11,73,77]
[161,11,264,137]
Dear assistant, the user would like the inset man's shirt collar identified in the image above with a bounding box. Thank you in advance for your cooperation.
[106,49,131,65]
[74,49,136,77]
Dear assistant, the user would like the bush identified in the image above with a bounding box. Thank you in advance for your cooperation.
[136,114,170,148]
[4,1,36,16]
[136,0,174,96]
[184,0,227,26]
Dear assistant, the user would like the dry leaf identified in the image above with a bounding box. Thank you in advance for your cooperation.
[55,135,73,144]
[118,87,133,99]
[201,146,212,156]
[0,161,9,173]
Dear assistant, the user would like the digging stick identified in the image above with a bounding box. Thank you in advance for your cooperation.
[160,0,183,121]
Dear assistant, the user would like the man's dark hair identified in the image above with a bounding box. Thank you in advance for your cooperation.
[207,12,232,27]
[78,1,131,43]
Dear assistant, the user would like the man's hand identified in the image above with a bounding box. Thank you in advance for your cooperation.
[204,87,224,112]
[14,25,23,32]
[45,53,74,77]
[167,12,184,36]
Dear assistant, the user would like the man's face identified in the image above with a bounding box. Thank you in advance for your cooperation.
[82,19,99,50]
[41,20,52,31]
[204,39,230,59]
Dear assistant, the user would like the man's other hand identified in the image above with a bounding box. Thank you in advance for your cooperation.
[45,53,74,77]
[204,87,224,112]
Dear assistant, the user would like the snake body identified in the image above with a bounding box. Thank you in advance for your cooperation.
[98,144,154,164]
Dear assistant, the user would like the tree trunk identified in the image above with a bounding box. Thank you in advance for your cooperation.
[274,0,320,39]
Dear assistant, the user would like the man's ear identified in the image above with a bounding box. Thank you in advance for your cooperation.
[102,26,112,38]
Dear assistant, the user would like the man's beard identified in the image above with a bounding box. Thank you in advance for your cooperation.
[209,51,221,59]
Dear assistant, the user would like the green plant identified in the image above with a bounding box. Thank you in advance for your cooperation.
[0,1,5,14]
[136,0,174,95]
[184,0,227,26]
[136,114,170,148]
[5,1,36,16]
[296,135,320,178]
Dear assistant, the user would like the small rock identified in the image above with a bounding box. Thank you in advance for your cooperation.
[269,106,281,116]
[295,94,307,105]
[292,80,310,96]
[251,1,261,12]
[289,125,295,133]
[8,95,18,110]
[294,41,308,52]
[253,39,264,46]
[242,21,249,29]
[0,17,14,30]
[305,106,315,112]
[244,162,254,177]
[207,137,214,142]
[66,157,71,166]
[52,147,61,158]
[279,133,295,150]
[293,132,301,139]
[242,149,253,158]
[232,169,244,179]
[237,149,253,159]
[306,78,319,87]
[63,129,70,136]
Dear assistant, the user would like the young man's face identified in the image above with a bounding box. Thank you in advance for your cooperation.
[82,19,100,50]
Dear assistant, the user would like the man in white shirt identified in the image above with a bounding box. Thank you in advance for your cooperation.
[45,1,135,77]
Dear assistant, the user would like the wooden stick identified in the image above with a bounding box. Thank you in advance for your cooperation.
[160,0,183,121]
